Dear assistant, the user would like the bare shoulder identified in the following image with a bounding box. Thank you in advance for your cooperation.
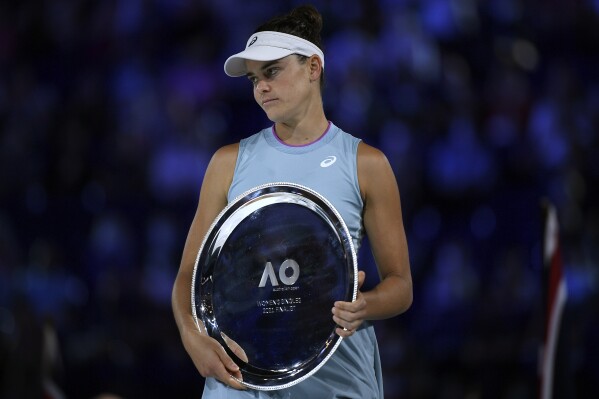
[357,141,393,179]
[207,143,239,179]
[358,140,389,161]
[202,143,240,199]
[356,141,397,200]
[210,143,239,169]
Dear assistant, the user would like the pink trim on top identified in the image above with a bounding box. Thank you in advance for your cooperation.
[271,121,332,147]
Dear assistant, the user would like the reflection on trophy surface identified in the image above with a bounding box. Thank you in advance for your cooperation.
[192,183,357,390]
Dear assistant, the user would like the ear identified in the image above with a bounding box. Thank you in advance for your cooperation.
[308,55,323,82]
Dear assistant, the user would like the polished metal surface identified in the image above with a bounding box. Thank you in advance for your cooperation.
[191,182,358,390]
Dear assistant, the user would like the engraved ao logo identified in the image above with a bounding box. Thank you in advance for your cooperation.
[258,259,300,287]
[320,155,337,168]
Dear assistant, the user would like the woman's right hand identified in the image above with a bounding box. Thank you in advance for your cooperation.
[181,326,247,390]
[172,144,245,389]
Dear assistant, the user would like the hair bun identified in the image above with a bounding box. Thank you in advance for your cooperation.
[254,4,324,51]
[290,5,323,35]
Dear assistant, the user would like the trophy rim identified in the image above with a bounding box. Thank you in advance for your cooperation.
[191,182,358,390]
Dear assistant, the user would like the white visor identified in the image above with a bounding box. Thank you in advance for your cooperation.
[224,31,325,77]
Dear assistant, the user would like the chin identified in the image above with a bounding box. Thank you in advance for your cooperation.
[264,112,284,124]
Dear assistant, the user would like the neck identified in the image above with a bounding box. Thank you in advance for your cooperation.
[275,115,330,145]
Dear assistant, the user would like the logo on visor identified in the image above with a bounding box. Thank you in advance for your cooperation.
[248,36,258,47]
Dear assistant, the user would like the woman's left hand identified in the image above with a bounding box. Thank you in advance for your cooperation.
[332,271,367,337]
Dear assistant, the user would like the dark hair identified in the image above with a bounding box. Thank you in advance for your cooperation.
[255,5,325,88]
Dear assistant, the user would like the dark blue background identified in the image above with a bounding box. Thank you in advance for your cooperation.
[0,1,597,398]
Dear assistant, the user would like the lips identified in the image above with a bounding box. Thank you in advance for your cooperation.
[262,98,278,106]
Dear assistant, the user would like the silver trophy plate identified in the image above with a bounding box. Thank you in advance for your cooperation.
[191,182,358,390]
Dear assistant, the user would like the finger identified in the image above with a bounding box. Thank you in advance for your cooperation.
[221,332,249,363]
[357,270,366,290]
[331,304,354,323]
[226,374,247,390]
[335,326,355,338]
[213,361,246,390]
[215,344,248,390]
[215,369,246,390]
[333,295,366,313]
[332,314,358,331]
[230,343,249,364]
[215,344,241,377]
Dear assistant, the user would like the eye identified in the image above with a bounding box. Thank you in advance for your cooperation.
[248,76,258,86]
[265,67,279,78]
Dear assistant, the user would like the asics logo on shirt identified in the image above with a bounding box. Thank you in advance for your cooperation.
[320,156,337,168]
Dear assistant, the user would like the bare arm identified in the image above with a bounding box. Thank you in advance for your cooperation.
[333,142,413,335]
[171,143,247,389]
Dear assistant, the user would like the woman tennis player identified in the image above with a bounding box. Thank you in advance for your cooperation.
[172,5,412,398]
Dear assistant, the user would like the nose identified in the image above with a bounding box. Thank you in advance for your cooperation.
[255,79,269,92]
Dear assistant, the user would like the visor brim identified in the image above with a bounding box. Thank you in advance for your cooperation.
[224,47,294,77]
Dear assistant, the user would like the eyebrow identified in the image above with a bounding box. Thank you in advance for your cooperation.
[246,60,283,78]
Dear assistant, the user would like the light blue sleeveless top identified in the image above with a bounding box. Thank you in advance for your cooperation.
[228,122,364,250]
[202,122,383,399]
